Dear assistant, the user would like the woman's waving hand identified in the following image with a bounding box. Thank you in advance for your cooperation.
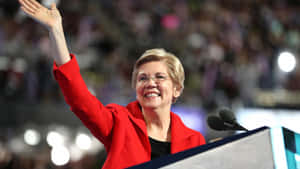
[19,0,70,65]
[19,0,62,30]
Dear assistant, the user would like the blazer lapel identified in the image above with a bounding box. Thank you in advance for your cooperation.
[126,101,151,154]
[126,102,197,155]
[170,112,195,154]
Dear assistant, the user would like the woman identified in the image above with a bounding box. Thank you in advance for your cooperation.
[18,0,206,168]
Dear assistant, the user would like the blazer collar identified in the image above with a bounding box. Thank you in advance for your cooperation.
[126,100,147,134]
[170,112,195,140]
[126,101,144,119]
[170,112,198,153]
[126,101,196,152]
[126,100,195,137]
[126,101,151,154]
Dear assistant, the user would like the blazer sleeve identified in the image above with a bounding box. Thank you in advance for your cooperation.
[53,54,114,145]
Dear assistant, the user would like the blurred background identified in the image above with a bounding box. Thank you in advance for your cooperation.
[0,0,300,168]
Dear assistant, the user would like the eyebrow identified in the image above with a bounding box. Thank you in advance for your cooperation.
[137,72,168,76]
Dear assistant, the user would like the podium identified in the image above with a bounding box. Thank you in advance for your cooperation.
[127,127,300,169]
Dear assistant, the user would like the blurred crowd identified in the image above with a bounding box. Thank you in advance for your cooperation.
[0,0,300,168]
[1,0,300,108]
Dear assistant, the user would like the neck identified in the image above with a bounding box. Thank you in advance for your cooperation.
[142,107,171,141]
[143,106,170,126]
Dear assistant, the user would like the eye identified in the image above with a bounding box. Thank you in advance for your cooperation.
[138,75,148,82]
[156,74,167,80]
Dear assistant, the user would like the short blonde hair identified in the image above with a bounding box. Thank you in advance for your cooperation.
[132,48,185,100]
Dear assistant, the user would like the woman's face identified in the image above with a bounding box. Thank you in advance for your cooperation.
[135,61,180,110]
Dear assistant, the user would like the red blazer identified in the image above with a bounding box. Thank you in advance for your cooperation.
[53,55,206,169]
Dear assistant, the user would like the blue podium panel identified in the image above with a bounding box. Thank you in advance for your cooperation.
[271,127,300,169]
[283,127,300,169]
[128,127,299,169]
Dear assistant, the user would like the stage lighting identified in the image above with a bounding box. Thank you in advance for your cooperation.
[51,145,70,166]
[24,129,41,146]
[47,131,64,147]
[75,133,92,150]
[277,51,296,73]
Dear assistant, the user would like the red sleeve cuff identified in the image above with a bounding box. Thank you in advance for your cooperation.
[52,54,80,81]
[53,53,76,70]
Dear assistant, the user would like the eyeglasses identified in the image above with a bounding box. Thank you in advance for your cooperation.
[137,74,169,83]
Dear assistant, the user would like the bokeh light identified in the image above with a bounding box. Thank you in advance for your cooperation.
[75,133,92,150]
[24,129,41,146]
[51,145,70,166]
[277,51,296,73]
[47,131,64,147]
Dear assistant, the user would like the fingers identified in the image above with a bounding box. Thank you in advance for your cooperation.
[28,0,44,9]
[19,0,35,15]
[19,0,38,11]
[20,6,35,17]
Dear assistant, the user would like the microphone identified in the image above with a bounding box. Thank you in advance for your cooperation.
[218,108,248,131]
[218,108,236,124]
[206,108,248,131]
[207,116,231,131]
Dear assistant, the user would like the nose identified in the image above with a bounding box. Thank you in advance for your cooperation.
[145,77,158,87]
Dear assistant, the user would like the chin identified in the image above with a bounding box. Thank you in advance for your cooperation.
[140,100,161,109]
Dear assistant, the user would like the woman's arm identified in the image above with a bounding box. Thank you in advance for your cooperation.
[19,0,70,65]
[20,0,116,143]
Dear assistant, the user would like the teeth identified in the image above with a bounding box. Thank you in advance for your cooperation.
[146,93,159,97]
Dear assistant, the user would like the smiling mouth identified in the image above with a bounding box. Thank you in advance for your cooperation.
[144,93,161,97]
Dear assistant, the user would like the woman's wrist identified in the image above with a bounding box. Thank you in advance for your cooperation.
[48,23,71,66]
[48,21,64,34]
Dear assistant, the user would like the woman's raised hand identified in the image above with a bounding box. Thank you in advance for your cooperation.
[19,0,70,65]
[19,0,62,30]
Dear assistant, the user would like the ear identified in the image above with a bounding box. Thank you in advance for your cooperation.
[172,86,181,103]
[173,86,181,98]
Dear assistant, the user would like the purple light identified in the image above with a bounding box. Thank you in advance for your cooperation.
[171,106,206,135]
